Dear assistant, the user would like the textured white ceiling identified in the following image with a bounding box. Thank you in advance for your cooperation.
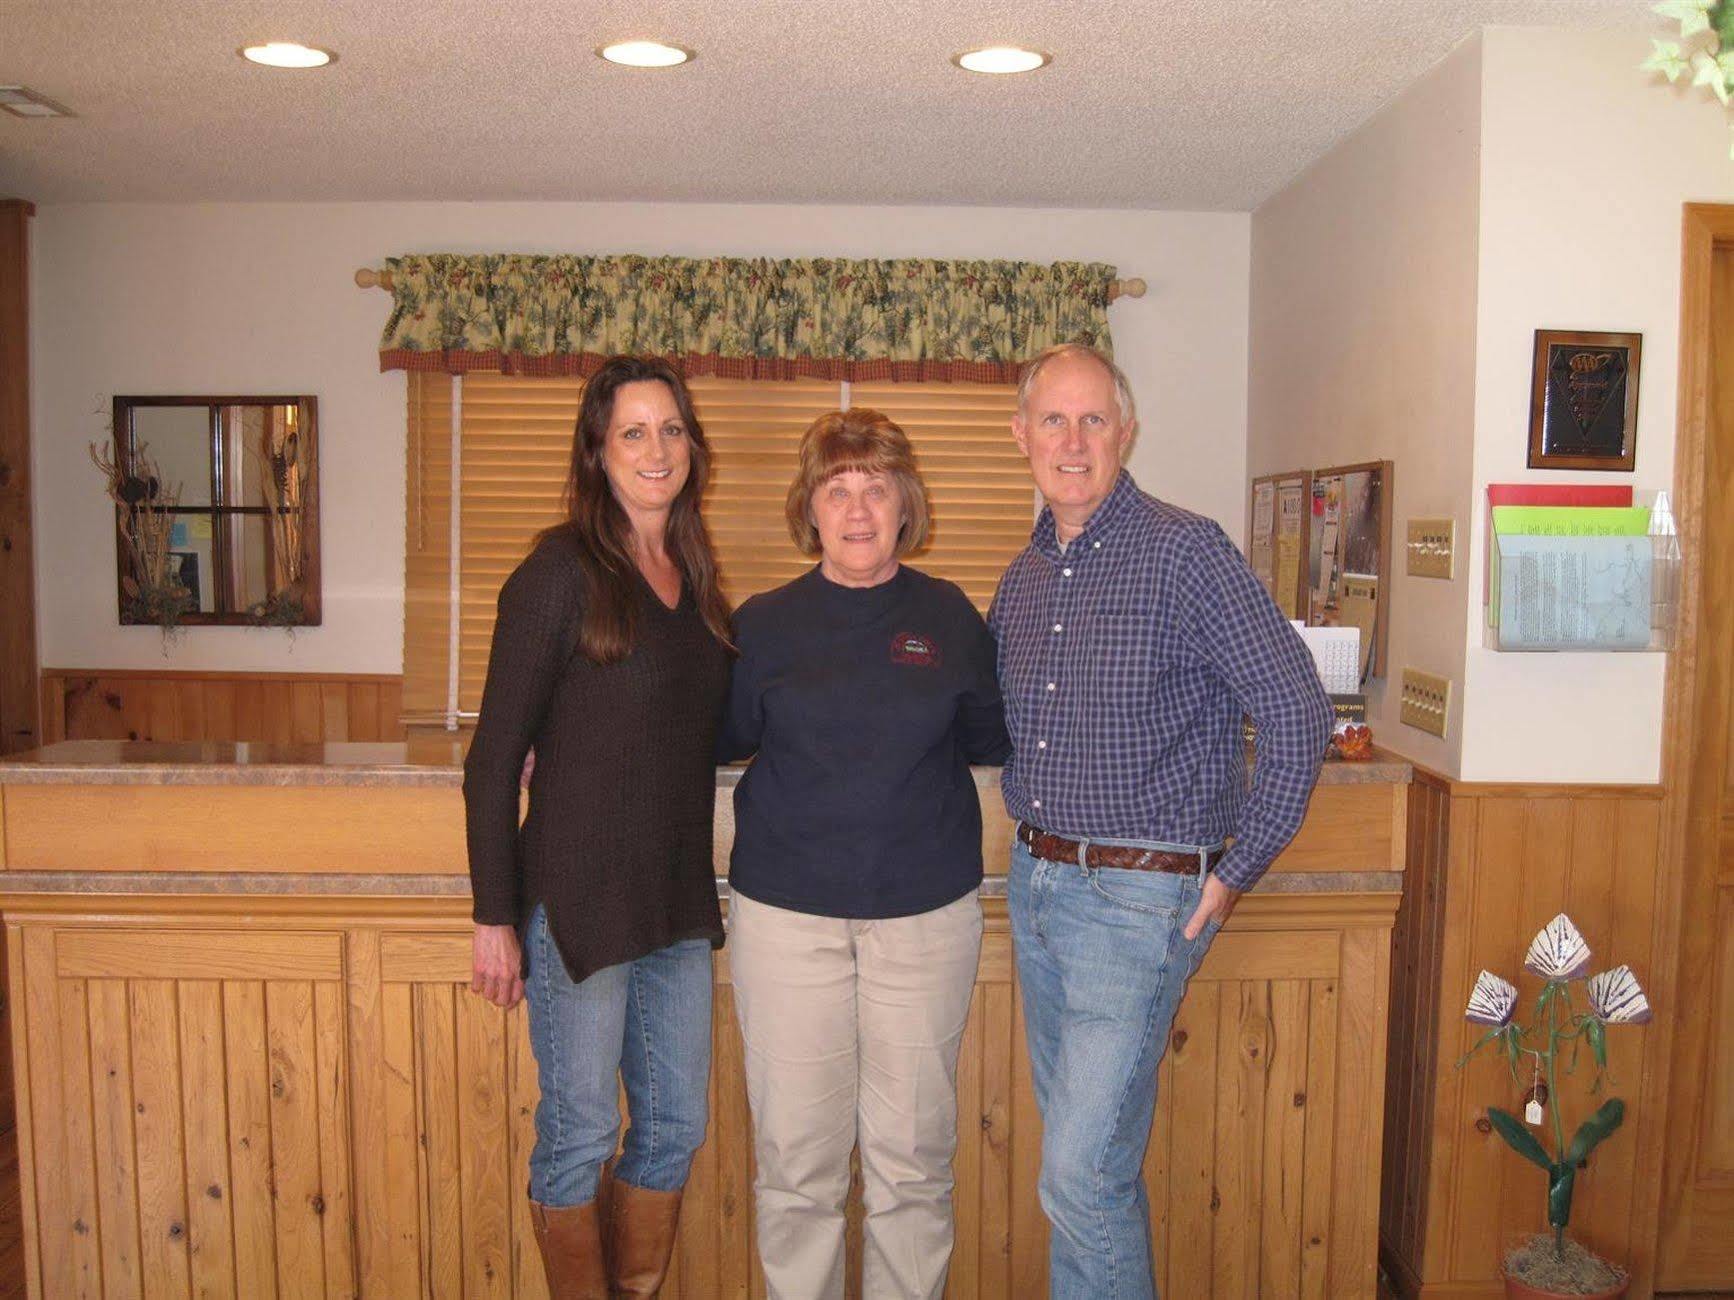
[0,0,1652,210]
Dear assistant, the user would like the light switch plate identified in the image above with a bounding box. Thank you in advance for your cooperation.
[1400,669,1452,738]
[1406,518,1455,579]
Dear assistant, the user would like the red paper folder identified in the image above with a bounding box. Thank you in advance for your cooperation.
[1485,484,1632,507]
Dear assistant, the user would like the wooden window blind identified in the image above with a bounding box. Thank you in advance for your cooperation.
[401,374,1028,724]
[402,372,454,726]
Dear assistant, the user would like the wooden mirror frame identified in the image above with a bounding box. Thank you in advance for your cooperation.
[110,394,321,627]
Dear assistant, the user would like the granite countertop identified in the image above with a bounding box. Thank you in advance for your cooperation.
[0,740,1413,788]
[0,869,1400,898]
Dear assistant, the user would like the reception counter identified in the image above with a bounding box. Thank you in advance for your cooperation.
[0,741,1408,1299]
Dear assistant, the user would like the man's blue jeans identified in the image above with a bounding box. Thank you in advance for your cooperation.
[523,904,714,1207]
[1008,839,1223,1300]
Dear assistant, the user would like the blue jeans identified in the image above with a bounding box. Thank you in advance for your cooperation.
[523,905,714,1207]
[1008,840,1223,1300]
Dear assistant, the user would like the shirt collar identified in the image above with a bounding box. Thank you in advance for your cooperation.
[1032,470,1138,562]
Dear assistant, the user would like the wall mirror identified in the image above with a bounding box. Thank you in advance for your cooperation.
[108,395,320,626]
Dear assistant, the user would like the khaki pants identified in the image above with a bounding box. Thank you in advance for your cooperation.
[728,890,983,1300]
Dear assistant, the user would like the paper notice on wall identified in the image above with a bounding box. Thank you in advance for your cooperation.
[1487,505,1650,627]
[1312,519,1340,618]
[1338,573,1379,681]
[1495,534,1652,650]
[1250,482,1276,596]
[1274,482,1306,620]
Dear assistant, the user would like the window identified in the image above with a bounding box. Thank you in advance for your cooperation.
[402,374,1030,725]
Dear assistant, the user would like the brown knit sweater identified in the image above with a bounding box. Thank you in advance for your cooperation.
[463,528,729,984]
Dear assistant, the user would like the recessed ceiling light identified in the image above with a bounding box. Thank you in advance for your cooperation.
[953,46,1051,75]
[597,40,692,69]
[0,85,72,118]
[241,42,334,69]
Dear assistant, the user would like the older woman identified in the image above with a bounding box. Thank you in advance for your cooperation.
[721,409,1011,1300]
[465,356,733,1299]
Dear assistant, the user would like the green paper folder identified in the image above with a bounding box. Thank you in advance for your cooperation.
[1489,507,1652,629]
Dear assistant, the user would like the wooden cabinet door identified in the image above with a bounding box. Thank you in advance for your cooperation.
[342,927,763,1300]
[1659,236,1734,1289]
[8,924,355,1298]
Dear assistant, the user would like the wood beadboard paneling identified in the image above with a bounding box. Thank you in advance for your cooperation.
[4,888,1397,1299]
[40,669,406,745]
[1379,771,1666,1300]
[0,201,38,759]
[1380,768,1452,1299]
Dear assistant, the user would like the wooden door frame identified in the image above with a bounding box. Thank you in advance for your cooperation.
[1639,202,1734,1294]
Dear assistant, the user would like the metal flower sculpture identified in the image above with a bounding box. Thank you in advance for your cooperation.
[1466,970,1518,1026]
[1587,965,1653,1025]
[1458,914,1649,1266]
[1648,1,1734,156]
[1523,913,1594,981]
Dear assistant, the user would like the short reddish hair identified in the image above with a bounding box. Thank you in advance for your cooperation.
[785,409,932,557]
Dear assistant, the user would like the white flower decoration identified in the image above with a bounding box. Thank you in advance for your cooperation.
[1465,970,1519,1026]
[1587,964,1653,1024]
[1524,913,1594,981]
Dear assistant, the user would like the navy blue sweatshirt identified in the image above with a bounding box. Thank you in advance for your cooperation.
[721,565,1011,918]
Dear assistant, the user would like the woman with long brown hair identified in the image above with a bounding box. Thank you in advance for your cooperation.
[464,355,733,1299]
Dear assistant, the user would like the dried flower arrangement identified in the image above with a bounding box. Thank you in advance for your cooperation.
[245,414,313,626]
[89,438,193,632]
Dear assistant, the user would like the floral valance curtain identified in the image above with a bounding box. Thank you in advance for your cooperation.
[377,253,1116,383]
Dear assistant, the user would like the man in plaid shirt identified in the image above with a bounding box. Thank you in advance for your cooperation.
[989,343,1331,1299]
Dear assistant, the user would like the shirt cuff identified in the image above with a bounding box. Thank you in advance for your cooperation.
[1212,846,1269,893]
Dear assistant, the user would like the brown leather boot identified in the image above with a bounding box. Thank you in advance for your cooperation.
[606,1179,683,1298]
[529,1199,608,1300]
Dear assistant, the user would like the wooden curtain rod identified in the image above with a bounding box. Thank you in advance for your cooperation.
[353,266,1147,300]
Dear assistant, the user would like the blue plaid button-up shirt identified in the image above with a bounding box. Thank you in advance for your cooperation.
[988,472,1332,892]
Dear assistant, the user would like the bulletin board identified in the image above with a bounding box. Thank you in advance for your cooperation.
[1248,469,1311,622]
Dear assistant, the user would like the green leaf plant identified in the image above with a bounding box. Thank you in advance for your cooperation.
[1456,914,1651,1261]
[1649,1,1734,156]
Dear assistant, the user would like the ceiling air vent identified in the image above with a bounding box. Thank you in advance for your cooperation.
[0,86,72,119]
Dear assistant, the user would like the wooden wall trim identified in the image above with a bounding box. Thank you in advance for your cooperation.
[0,199,39,756]
[38,668,407,745]
[41,668,403,684]
[1441,782,1661,802]
[1391,756,1662,803]
[1641,201,1734,1294]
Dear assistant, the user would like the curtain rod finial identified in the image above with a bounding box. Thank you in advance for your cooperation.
[1111,277,1146,302]
[355,267,393,290]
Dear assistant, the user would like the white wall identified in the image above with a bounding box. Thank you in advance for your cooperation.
[1459,27,1734,783]
[1249,38,1483,774]
[30,202,1250,673]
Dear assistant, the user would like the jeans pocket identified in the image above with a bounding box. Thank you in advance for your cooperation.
[1085,866,1185,916]
[1185,912,1225,978]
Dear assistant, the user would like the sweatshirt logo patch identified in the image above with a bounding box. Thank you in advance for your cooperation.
[891,632,941,667]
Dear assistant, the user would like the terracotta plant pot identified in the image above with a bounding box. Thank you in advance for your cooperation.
[1502,1271,1630,1300]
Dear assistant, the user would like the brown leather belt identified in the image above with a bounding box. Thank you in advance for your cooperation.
[1017,822,1223,876]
